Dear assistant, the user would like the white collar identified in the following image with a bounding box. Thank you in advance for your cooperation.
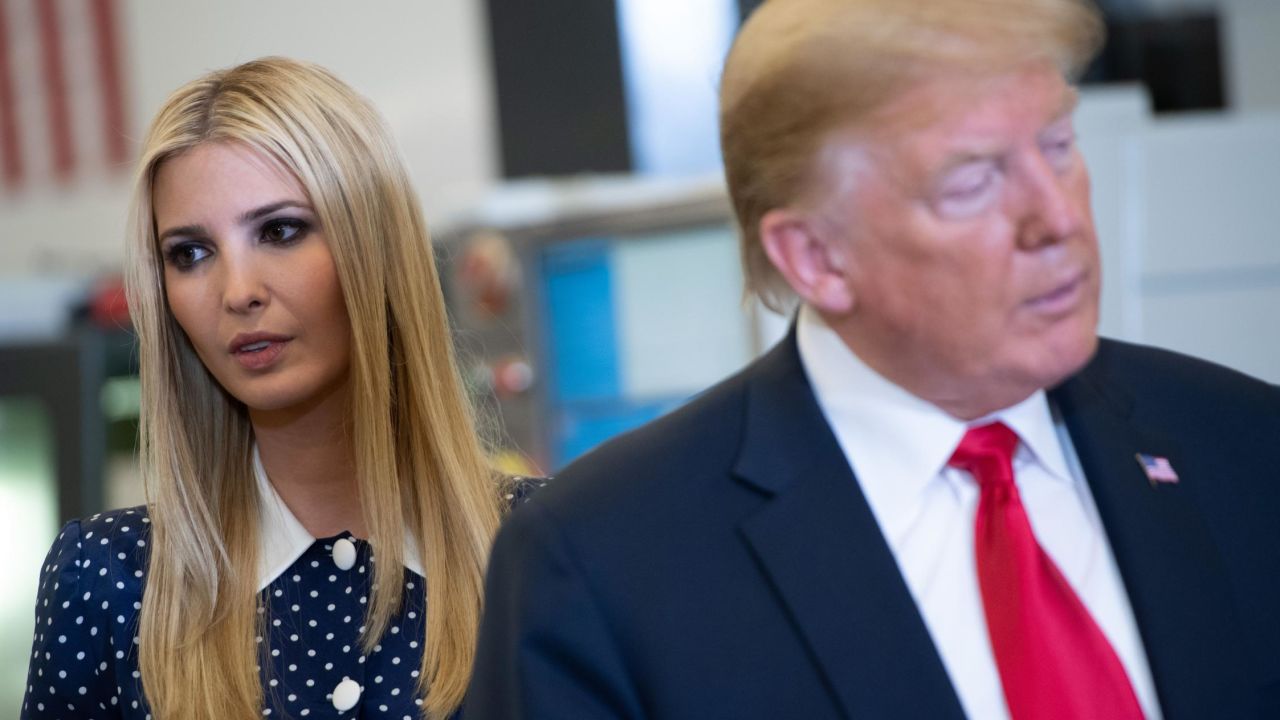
[253,445,425,591]
[795,304,1077,542]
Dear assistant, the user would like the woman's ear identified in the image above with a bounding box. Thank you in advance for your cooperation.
[759,208,855,314]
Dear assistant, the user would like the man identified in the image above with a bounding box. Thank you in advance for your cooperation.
[468,1,1280,717]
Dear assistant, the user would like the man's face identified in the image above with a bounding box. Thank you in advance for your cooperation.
[815,63,1100,418]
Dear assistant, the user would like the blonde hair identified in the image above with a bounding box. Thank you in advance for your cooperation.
[126,57,506,719]
[720,0,1105,310]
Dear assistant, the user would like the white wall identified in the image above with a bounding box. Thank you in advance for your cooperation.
[1223,0,1280,113]
[1076,86,1151,340]
[1138,112,1280,381]
[1071,85,1280,383]
[0,0,497,277]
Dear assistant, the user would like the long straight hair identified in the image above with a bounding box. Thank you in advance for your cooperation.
[126,57,506,719]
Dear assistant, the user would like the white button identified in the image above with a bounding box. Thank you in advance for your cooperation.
[333,538,356,571]
[332,677,361,712]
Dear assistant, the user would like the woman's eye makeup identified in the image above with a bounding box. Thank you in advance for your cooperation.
[259,217,310,245]
[164,241,212,271]
[160,213,313,271]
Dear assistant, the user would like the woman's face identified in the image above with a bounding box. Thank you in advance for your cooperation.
[153,142,352,416]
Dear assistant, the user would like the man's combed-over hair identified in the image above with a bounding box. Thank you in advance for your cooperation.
[720,0,1105,310]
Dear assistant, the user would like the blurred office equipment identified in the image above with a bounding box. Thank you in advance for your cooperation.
[485,0,739,179]
[484,0,632,177]
[0,394,57,714]
[1089,8,1227,112]
[438,176,777,473]
[440,78,1280,473]
[0,277,138,519]
[0,275,139,711]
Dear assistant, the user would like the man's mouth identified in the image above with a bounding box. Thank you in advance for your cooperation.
[1025,270,1088,316]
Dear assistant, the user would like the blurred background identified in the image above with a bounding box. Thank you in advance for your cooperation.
[1,0,1278,708]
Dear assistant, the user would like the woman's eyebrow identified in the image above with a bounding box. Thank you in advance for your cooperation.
[158,200,310,243]
[157,223,207,244]
[237,200,310,225]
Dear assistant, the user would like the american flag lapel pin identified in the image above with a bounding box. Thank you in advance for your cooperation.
[1136,453,1179,486]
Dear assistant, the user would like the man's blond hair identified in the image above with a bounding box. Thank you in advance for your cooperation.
[720,0,1104,310]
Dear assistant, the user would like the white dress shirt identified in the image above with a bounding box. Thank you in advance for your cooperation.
[253,445,425,591]
[795,305,1162,720]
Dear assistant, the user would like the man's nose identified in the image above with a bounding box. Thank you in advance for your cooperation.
[1014,156,1086,250]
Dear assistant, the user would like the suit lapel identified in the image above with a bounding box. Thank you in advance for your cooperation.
[733,334,966,720]
[1052,347,1255,718]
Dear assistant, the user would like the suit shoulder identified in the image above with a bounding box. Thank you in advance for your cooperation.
[1094,338,1280,409]
[567,361,751,478]
[1085,339,1280,454]
[528,358,757,523]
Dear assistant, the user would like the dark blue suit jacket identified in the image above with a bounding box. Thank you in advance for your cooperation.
[468,335,1280,719]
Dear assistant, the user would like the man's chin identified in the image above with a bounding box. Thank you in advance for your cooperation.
[1040,331,1100,390]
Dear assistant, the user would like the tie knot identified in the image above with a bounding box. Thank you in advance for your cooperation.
[948,422,1019,488]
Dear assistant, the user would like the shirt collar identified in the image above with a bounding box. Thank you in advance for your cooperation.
[795,305,1076,542]
[253,445,424,591]
[980,386,1075,487]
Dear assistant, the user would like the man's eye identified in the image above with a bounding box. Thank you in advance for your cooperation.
[1042,134,1076,169]
[261,218,308,245]
[935,163,999,218]
[165,243,211,270]
[943,175,992,201]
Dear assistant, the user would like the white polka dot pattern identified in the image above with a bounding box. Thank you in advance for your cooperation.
[19,477,546,719]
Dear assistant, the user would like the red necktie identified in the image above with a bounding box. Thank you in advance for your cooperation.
[949,422,1145,720]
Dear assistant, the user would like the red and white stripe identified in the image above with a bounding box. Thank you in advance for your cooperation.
[0,0,128,193]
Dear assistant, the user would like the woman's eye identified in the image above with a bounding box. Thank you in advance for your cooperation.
[261,218,308,245]
[165,243,212,270]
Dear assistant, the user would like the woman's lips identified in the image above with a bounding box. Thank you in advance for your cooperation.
[233,339,289,370]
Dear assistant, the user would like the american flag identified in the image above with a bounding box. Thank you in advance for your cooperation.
[1136,453,1179,485]
[0,0,129,193]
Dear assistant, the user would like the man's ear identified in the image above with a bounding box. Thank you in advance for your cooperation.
[759,208,855,314]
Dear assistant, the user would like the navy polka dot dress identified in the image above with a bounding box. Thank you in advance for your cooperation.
[20,478,544,719]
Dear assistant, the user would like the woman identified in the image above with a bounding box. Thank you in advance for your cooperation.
[21,57,534,719]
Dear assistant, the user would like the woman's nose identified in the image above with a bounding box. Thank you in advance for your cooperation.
[222,257,269,314]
